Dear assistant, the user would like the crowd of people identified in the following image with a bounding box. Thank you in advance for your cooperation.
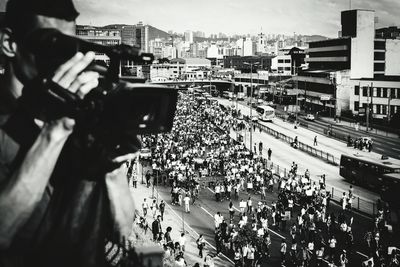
[131,92,399,267]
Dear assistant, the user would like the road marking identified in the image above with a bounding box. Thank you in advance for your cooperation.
[205,188,287,240]
[206,175,371,257]
[356,251,369,259]
[164,200,235,265]
[201,206,215,218]
[392,147,400,152]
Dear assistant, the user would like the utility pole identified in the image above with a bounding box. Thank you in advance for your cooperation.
[244,61,259,153]
[366,83,370,132]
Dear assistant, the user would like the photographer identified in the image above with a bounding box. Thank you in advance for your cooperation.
[0,0,135,266]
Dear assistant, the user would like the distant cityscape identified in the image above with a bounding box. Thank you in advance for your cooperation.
[1,7,400,128]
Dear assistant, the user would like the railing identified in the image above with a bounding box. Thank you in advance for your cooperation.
[229,126,376,217]
[246,118,339,165]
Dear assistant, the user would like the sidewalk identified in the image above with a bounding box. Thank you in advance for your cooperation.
[128,164,234,267]
[319,116,399,139]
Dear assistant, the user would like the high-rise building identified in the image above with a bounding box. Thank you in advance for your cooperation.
[243,37,256,56]
[256,32,267,54]
[294,9,400,121]
[184,30,194,43]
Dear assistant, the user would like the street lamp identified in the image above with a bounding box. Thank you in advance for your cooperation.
[243,61,260,153]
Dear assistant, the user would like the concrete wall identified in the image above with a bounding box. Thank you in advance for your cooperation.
[350,10,375,79]
[385,39,400,76]
[335,70,351,116]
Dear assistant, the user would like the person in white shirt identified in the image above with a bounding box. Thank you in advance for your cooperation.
[179,233,186,252]
[183,194,191,213]
[214,212,222,229]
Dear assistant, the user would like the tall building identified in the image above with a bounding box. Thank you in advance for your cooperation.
[294,9,400,121]
[243,37,256,56]
[256,32,267,54]
[184,30,194,43]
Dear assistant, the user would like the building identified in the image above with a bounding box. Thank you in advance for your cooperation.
[294,9,400,122]
[223,55,273,72]
[184,30,194,43]
[149,58,211,81]
[272,47,306,75]
[76,25,121,66]
[243,37,256,56]
[256,32,267,54]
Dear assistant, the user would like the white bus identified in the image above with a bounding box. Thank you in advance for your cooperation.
[255,105,275,122]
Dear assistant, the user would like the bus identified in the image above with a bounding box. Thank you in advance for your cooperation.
[339,153,400,191]
[255,105,275,122]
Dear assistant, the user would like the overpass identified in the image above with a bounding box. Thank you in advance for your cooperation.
[150,79,234,92]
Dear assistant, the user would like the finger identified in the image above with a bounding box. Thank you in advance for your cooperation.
[112,152,139,163]
[69,71,99,97]
[58,52,95,90]
[52,52,84,83]
[76,76,99,99]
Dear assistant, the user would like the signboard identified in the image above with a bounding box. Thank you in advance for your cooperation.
[320,95,332,101]
[358,107,366,115]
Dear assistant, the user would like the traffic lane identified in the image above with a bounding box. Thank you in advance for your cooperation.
[273,109,400,159]
[195,188,285,267]
[308,119,400,159]
[233,128,380,203]
[221,98,385,161]
[155,186,218,247]
[198,185,372,266]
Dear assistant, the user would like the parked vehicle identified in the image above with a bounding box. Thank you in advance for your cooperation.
[305,114,315,121]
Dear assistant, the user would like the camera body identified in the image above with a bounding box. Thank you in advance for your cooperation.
[8,28,178,175]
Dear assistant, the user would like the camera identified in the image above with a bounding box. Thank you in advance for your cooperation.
[5,28,178,175]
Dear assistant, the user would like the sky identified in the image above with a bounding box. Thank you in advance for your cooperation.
[1,0,399,37]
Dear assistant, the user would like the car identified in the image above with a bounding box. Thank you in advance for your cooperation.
[305,114,315,121]
[139,148,152,160]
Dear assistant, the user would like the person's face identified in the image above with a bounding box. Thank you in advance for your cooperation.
[14,15,75,85]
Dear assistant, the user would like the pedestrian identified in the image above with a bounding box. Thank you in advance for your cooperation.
[146,170,151,188]
[184,194,191,213]
[267,148,272,160]
[280,239,287,264]
[142,198,149,217]
[151,215,162,241]
[150,199,158,219]
[328,235,337,262]
[165,226,174,250]
[179,233,186,252]
[229,201,235,221]
[314,136,318,146]
[234,247,242,267]
[339,250,348,267]
[247,197,253,214]
[197,234,206,258]
[159,200,166,221]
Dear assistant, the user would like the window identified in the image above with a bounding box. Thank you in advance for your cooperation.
[390,106,395,116]
[284,59,291,63]
[354,86,359,95]
[397,89,400,99]
[373,88,377,97]
[278,59,284,63]
[377,88,381,98]
[354,101,359,111]
[382,105,387,115]
[383,88,388,98]
[284,67,291,71]
[376,104,381,114]
[363,87,367,96]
